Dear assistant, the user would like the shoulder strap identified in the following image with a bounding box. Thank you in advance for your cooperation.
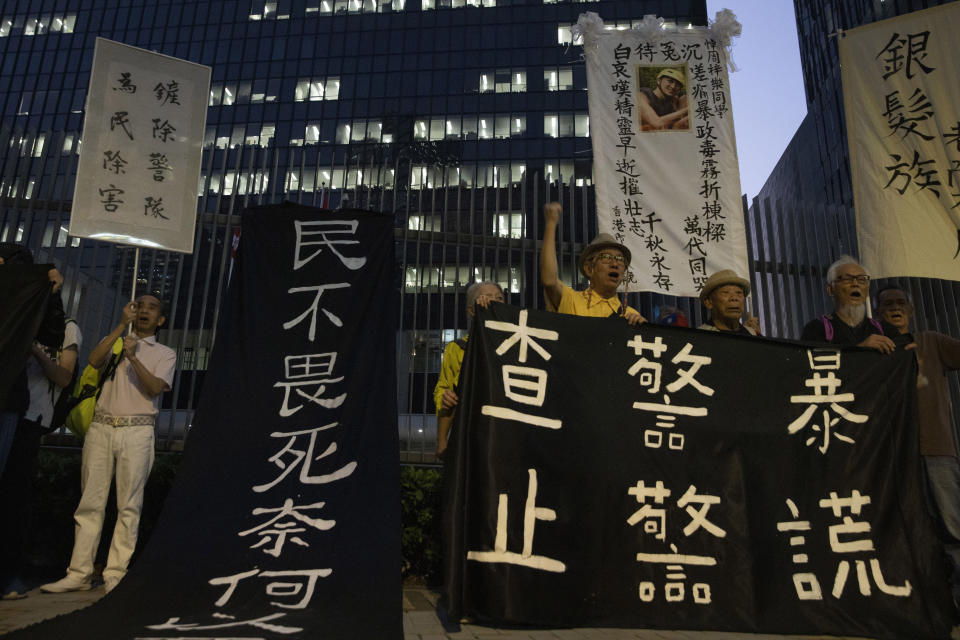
[821,315,833,342]
[454,338,468,351]
[96,337,125,397]
[869,318,883,334]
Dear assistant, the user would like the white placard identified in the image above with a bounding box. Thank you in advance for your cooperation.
[70,38,210,254]
[839,3,960,281]
[580,15,748,297]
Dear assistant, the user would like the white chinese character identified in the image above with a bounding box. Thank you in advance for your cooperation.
[293,220,366,270]
[664,343,714,396]
[627,480,671,540]
[284,283,351,340]
[274,353,346,417]
[626,335,668,393]
[147,611,301,634]
[238,498,336,557]
[676,485,726,538]
[467,469,566,573]
[481,365,562,430]
[789,352,868,453]
[485,309,558,363]
[208,568,332,610]
[253,423,357,493]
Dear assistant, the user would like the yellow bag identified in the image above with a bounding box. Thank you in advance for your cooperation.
[64,338,123,438]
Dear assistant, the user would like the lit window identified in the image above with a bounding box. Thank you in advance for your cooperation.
[0,20,12,37]
[305,124,322,144]
[294,78,339,101]
[478,72,493,93]
[408,215,442,232]
[574,113,589,137]
[478,115,493,140]
[557,25,580,45]
[24,19,46,36]
[445,117,461,140]
[512,115,526,136]
[429,118,445,141]
[544,113,573,137]
[422,0,435,8]
[413,120,428,141]
[493,212,524,238]
[544,67,573,91]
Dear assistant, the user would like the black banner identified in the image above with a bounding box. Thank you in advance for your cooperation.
[0,265,53,410]
[9,204,402,639]
[443,304,952,639]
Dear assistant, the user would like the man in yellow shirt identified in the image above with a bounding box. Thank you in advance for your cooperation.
[540,202,645,324]
[433,281,504,458]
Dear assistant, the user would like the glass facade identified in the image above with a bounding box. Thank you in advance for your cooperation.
[0,0,710,458]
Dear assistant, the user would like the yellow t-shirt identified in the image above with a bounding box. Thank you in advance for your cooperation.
[433,336,467,416]
[547,283,638,318]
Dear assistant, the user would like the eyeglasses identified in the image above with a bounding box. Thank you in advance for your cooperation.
[595,252,625,264]
[833,275,869,285]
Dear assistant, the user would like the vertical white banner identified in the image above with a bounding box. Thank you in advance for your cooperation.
[579,14,748,297]
[840,3,960,281]
[70,38,211,254]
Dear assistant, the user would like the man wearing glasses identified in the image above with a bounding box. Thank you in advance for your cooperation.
[540,202,645,325]
[799,255,898,352]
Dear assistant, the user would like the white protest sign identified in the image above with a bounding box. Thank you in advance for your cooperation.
[70,38,210,254]
[578,12,748,296]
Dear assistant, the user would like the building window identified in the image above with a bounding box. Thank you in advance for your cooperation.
[492,212,524,239]
[408,215,442,232]
[0,19,11,37]
[544,67,574,91]
[478,69,526,93]
[295,78,340,101]
[246,124,275,147]
[544,113,587,138]
[557,25,581,45]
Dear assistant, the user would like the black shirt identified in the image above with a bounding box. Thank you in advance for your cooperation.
[800,314,898,346]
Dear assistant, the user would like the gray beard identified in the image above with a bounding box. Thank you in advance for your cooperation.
[835,303,866,327]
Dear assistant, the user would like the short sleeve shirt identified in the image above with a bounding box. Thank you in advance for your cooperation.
[97,335,176,417]
[25,321,82,425]
[547,283,639,319]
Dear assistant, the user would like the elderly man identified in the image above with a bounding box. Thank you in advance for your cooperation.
[540,202,645,325]
[800,255,897,352]
[41,295,176,595]
[877,285,960,604]
[697,269,761,335]
[433,281,504,458]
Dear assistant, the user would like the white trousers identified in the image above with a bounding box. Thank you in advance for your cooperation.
[66,421,155,583]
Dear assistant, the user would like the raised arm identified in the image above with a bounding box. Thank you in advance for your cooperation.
[89,302,136,368]
[540,202,563,310]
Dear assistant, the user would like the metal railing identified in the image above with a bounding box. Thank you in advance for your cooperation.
[3,127,957,460]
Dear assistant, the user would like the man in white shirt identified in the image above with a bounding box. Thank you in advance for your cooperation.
[41,295,176,595]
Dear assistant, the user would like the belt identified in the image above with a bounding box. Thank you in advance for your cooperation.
[92,413,155,428]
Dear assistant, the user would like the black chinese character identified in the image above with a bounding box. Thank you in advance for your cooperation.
[110,112,134,141]
[152,119,177,142]
[99,185,124,212]
[144,196,169,219]
[147,152,173,182]
[154,80,181,106]
[113,72,137,94]
[876,31,935,80]
[102,150,127,175]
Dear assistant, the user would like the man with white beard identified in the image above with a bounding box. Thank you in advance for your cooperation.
[799,255,898,352]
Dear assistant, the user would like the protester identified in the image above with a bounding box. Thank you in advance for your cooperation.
[0,321,80,600]
[41,295,175,595]
[540,202,645,325]
[433,282,504,459]
[877,285,960,605]
[0,244,65,479]
[697,269,761,336]
[799,255,897,351]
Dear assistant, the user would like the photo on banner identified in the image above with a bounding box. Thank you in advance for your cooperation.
[839,2,960,281]
[578,12,749,297]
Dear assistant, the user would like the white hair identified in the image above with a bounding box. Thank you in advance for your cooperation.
[465,281,503,310]
[826,255,861,284]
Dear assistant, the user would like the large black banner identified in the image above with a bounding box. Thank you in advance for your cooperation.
[444,304,952,639]
[0,265,54,410]
[9,204,402,639]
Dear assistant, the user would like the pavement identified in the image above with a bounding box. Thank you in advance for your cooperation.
[0,583,886,640]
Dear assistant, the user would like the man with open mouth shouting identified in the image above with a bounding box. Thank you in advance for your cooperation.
[540,202,645,326]
[799,255,898,352]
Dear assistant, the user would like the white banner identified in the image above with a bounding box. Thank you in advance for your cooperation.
[579,13,748,297]
[70,38,210,254]
[840,3,960,281]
